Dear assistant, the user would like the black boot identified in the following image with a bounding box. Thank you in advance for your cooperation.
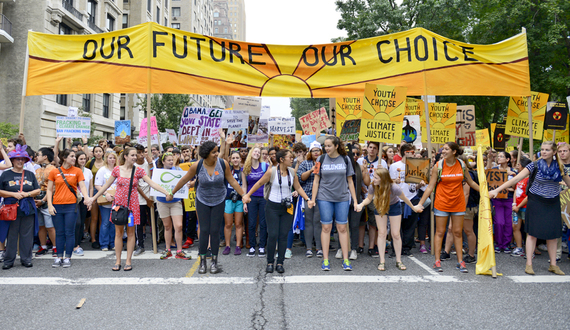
[210,255,219,274]
[198,255,207,274]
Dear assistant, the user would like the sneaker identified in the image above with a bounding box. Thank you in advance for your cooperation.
[369,248,379,258]
[335,249,343,259]
[101,248,109,252]
[73,247,84,256]
[36,247,48,256]
[285,249,292,259]
[219,240,225,247]
[349,250,357,260]
[538,243,548,252]
[503,247,512,254]
[440,251,450,260]
[456,261,468,273]
[247,247,256,257]
[342,260,353,271]
[463,255,476,264]
[222,246,231,255]
[134,247,145,256]
[433,260,443,272]
[160,249,172,260]
[402,249,413,257]
[494,246,501,254]
[52,248,57,257]
[182,238,194,249]
[52,258,62,268]
[419,245,428,254]
[548,257,561,263]
[316,250,323,258]
[62,258,71,268]
[83,232,91,242]
[91,241,100,249]
[234,246,242,255]
[356,247,364,254]
[511,247,524,257]
[175,251,190,260]
[305,250,313,258]
[258,248,266,258]
[321,260,331,271]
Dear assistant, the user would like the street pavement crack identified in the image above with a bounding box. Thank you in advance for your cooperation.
[279,281,288,330]
[251,268,268,330]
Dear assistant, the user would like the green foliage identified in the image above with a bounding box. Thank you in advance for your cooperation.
[0,122,20,139]
[289,98,329,131]
[137,94,193,133]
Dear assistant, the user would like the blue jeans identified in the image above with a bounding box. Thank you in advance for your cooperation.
[99,207,116,249]
[317,200,350,225]
[53,204,78,258]
[248,196,267,249]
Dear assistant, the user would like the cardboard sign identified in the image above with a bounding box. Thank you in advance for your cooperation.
[335,97,363,136]
[475,129,491,148]
[559,188,570,227]
[222,110,249,128]
[543,102,568,130]
[137,134,159,147]
[299,107,331,135]
[184,188,196,212]
[139,116,158,136]
[165,129,178,144]
[56,116,91,138]
[268,117,295,135]
[339,119,361,142]
[405,158,430,184]
[421,103,457,144]
[234,96,261,113]
[114,120,131,145]
[360,84,407,144]
[505,91,549,140]
[150,168,188,199]
[456,105,476,147]
[493,123,507,151]
[273,134,295,149]
[178,107,223,146]
[402,115,421,148]
[485,169,508,199]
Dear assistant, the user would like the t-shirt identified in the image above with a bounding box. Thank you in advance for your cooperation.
[80,167,93,198]
[515,177,528,208]
[367,183,402,207]
[316,154,354,202]
[389,160,418,201]
[226,167,243,199]
[48,166,85,205]
[434,160,465,212]
[86,159,104,177]
[94,167,116,209]
[246,162,268,197]
[35,164,56,191]
[0,169,40,195]
[357,156,388,197]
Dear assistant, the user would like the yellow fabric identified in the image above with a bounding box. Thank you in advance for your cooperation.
[505,92,549,140]
[27,22,530,97]
[420,103,457,143]
[476,145,502,276]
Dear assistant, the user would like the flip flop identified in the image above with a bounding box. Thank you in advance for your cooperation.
[124,264,132,271]
[112,264,121,271]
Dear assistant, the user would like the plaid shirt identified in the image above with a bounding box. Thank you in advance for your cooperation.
[297,160,316,199]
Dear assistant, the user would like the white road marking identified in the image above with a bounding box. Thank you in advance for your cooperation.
[408,256,440,276]
[33,250,199,260]
[508,275,570,283]
[266,275,463,284]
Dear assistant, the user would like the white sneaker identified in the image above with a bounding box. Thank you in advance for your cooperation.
[349,250,357,260]
[73,247,84,256]
[335,249,343,259]
[62,258,71,268]
[52,258,62,268]
[538,244,548,252]
[285,249,292,259]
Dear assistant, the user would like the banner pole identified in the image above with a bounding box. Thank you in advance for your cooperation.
[19,43,30,133]
[552,130,557,143]
[528,97,533,156]
[147,93,158,254]
[329,98,336,136]
[423,96,434,255]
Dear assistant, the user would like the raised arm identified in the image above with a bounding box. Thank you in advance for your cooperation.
[0,142,12,170]
[489,168,529,199]
[418,166,438,206]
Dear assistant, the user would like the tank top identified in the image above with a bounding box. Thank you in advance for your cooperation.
[196,159,227,206]
[268,168,293,204]
[434,160,465,212]
[246,162,267,197]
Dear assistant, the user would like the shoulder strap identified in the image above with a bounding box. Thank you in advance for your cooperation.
[87,158,95,170]
[436,159,444,183]
[57,167,76,196]
[18,171,25,193]
[219,158,228,186]
[344,155,350,177]
[317,155,325,177]
[457,158,467,180]
[126,166,135,210]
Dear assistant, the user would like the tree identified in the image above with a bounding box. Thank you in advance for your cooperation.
[0,122,19,140]
[290,98,329,131]
[136,94,193,132]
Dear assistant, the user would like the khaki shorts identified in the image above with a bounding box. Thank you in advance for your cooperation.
[157,201,183,218]
[464,207,478,221]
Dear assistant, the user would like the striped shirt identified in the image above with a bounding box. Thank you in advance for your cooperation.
[297,160,316,199]
[526,162,562,199]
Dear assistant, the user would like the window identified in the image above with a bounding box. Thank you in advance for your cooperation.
[82,94,91,112]
[171,23,180,29]
[224,27,227,33]
[124,0,128,3]
[156,7,160,23]
[214,27,218,33]
[172,7,180,17]
[165,0,168,7]
[103,94,110,118]
[106,14,115,31]
[56,94,67,106]
[87,0,97,23]
[164,18,168,27]
[214,11,219,17]
[120,106,126,120]
[147,0,151,12]
[59,23,72,35]
[122,14,128,29]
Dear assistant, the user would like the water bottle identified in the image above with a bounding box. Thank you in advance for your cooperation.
[128,212,134,227]
[512,211,518,225]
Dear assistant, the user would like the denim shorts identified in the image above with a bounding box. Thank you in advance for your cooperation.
[317,200,350,225]
[374,202,402,217]
[433,208,466,217]
[224,200,244,214]
[38,207,54,228]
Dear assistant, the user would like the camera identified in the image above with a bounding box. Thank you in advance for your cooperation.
[230,190,241,203]
[281,197,292,208]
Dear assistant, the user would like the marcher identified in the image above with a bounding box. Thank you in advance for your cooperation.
[222,151,245,256]
[86,145,105,249]
[34,148,56,257]
[491,151,516,253]
[73,151,92,256]
[94,150,118,251]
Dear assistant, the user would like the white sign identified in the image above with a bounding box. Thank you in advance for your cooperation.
[137,134,159,147]
[268,117,295,135]
[56,116,91,138]
[67,106,78,117]
[421,95,436,103]
[222,110,249,129]
[150,168,188,199]
[165,129,178,144]
[234,96,261,114]
[160,132,169,145]
[260,105,270,120]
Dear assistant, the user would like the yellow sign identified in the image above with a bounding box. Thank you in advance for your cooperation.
[179,162,196,212]
[359,84,407,144]
[26,23,530,97]
[544,117,570,143]
[404,98,424,117]
[475,129,491,148]
[421,103,457,144]
[505,92,549,140]
[336,97,363,135]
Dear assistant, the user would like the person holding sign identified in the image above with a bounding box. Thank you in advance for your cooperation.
[417,142,479,273]
[86,148,172,272]
[356,168,423,271]
[489,141,568,275]
[490,152,516,254]
[170,141,247,274]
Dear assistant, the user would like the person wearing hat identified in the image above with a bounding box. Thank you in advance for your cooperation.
[0,144,41,269]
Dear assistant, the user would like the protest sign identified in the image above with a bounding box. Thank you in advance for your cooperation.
[260,105,270,120]
[114,120,131,144]
[249,106,269,144]
[150,168,188,199]
[178,107,223,146]
[476,129,491,148]
[405,158,430,184]
[139,116,158,136]
[56,116,91,138]
[559,189,570,227]
[301,135,316,148]
[404,98,424,117]
[493,123,507,151]
[402,115,421,148]
[543,102,568,130]
[178,162,196,211]
[421,103,457,144]
[225,127,248,148]
[336,97,363,137]
[67,106,78,117]
[544,116,570,143]
[339,119,361,142]
[159,132,169,145]
[485,169,508,199]
[268,117,295,135]
[273,134,295,149]
[137,134,159,147]
[222,110,249,128]
[359,84,407,144]
[299,107,331,135]
[505,92,549,140]
[456,105,476,147]
[234,96,261,113]
[165,129,178,144]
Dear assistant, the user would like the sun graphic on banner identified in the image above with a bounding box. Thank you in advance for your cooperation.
[506,92,548,122]
[363,84,407,123]
[335,97,363,133]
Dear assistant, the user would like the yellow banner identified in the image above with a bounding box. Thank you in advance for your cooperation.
[359,84,407,144]
[421,103,457,144]
[26,23,530,97]
[336,97,363,136]
[475,129,491,148]
[505,92,549,140]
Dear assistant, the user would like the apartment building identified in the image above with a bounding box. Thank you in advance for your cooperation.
[227,0,244,41]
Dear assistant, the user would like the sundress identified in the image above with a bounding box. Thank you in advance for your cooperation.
[110,166,146,225]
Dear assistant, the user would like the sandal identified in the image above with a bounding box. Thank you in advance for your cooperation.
[124,264,132,271]
[377,263,385,271]
[112,264,121,271]
[396,261,407,271]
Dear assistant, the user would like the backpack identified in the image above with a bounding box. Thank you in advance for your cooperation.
[264,166,295,200]
[436,158,468,183]
[87,158,95,170]
[195,158,227,190]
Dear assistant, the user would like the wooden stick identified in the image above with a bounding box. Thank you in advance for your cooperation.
[76,298,86,309]
[423,96,434,255]
[552,130,557,143]
[146,93,158,254]
[528,96,533,156]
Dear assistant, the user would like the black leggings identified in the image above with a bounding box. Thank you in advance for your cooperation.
[136,204,151,248]
[196,199,224,256]
[75,201,87,247]
[266,200,293,265]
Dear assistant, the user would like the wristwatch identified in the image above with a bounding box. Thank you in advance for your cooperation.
[27,193,31,197]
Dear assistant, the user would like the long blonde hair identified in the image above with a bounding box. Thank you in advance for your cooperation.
[243,146,261,176]
[542,141,565,175]
[373,168,393,216]
[104,150,118,170]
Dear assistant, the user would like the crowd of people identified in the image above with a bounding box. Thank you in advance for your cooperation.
[0,131,568,276]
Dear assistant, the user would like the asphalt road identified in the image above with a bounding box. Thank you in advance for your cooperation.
[1,238,569,330]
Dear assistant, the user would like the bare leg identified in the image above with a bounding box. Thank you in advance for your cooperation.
[336,223,349,260]
[224,213,234,247]
[115,225,124,266]
[451,215,464,262]
[388,215,402,263]
[525,235,537,266]
[434,216,448,262]
[376,215,388,264]
[321,224,332,260]
[463,218,476,256]
[125,226,136,266]
[162,216,173,250]
[171,215,184,250]
[444,219,454,253]
[547,238,558,266]
[235,212,244,247]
